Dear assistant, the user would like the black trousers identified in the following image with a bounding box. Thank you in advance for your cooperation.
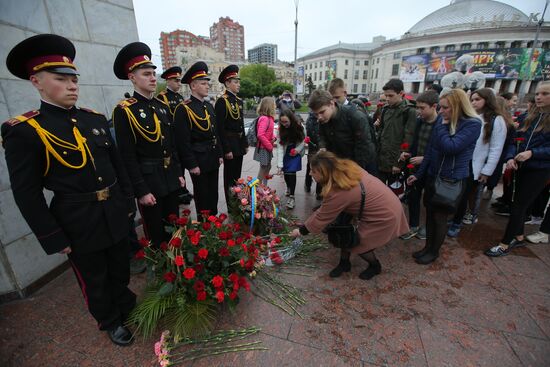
[223,155,244,203]
[502,169,550,244]
[407,178,425,228]
[68,239,136,330]
[139,190,180,247]
[127,211,140,257]
[192,169,219,216]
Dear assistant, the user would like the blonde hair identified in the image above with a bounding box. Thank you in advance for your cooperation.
[440,88,479,134]
[309,151,362,197]
[256,96,276,117]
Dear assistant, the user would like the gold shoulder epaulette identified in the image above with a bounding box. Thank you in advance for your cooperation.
[158,90,167,96]
[155,96,169,106]
[117,98,137,108]
[78,107,104,115]
[3,110,40,126]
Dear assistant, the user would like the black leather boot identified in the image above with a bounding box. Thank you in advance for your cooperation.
[415,240,442,265]
[412,244,430,259]
[359,260,382,280]
[329,258,351,278]
[107,325,134,346]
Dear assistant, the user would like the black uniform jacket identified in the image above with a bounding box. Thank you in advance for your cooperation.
[214,91,247,156]
[1,101,135,255]
[173,95,223,173]
[157,88,184,115]
[112,91,182,199]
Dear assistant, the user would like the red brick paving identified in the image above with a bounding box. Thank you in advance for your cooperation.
[1,152,549,367]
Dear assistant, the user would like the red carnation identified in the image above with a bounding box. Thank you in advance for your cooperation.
[193,263,204,273]
[160,241,168,251]
[183,268,196,280]
[239,277,251,291]
[193,280,205,292]
[215,291,225,303]
[274,236,282,244]
[233,223,241,232]
[186,229,195,237]
[197,291,207,301]
[212,275,224,289]
[227,239,236,247]
[228,273,239,283]
[176,217,188,226]
[270,250,284,265]
[202,222,212,231]
[182,209,191,216]
[514,111,521,116]
[265,174,273,180]
[400,142,410,151]
[200,210,210,217]
[218,213,228,222]
[514,137,525,142]
[229,291,238,300]
[290,148,297,156]
[366,101,372,106]
[215,221,222,228]
[138,237,150,248]
[406,163,415,170]
[198,248,209,260]
[377,102,384,108]
[239,258,245,267]
[207,215,217,223]
[167,213,178,223]
[163,272,176,283]
[174,255,184,267]
[135,249,145,259]
[190,231,201,245]
[219,247,230,257]
[304,136,311,144]
[169,237,182,248]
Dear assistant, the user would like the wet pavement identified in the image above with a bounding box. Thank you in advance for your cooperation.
[1,151,549,367]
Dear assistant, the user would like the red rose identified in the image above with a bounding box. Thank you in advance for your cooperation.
[514,137,525,142]
[176,217,188,226]
[160,241,168,251]
[218,213,228,222]
[229,291,238,300]
[406,163,415,170]
[190,231,201,245]
[233,223,241,231]
[214,222,222,228]
[377,102,384,108]
[186,229,195,237]
[183,268,196,280]
[202,222,212,231]
[239,277,251,291]
[167,213,178,223]
[215,291,225,303]
[197,291,207,301]
[236,237,244,244]
[514,111,521,116]
[193,280,205,292]
[198,248,209,260]
[227,239,236,247]
[169,237,182,248]
[138,237,150,248]
[182,209,191,216]
[212,275,224,289]
[240,258,245,267]
[241,243,248,252]
[274,236,282,244]
[219,247,230,257]
[270,251,283,264]
[163,272,176,283]
[174,255,184,267]
[199,210,210,217]
[135,249,145,259]
[245,259,255,272]
[304,136,311,144]
[290,148,297,156]
[193,263,204,273]
[366,101,372,106]
[400,142,410,151]
[218,231,228,240]
[228,273,239,283]
[207,215,217,223]
[265,174,273,180]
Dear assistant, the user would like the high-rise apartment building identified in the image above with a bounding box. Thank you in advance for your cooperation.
[210,17,245,62]
[159,29,211,70]
[248,43,278,64]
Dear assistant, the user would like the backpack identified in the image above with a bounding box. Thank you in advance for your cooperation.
[246,116,261,146]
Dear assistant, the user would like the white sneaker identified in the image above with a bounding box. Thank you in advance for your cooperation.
[525,216,543,225]
[286,196,295,209]
[526,231,549,244]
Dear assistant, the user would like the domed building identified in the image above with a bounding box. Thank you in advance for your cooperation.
[297,0,549,99]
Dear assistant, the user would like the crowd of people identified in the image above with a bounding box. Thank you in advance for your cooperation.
[2,34,549,346]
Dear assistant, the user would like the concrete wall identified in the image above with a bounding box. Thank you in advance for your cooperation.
[0,0,138,299]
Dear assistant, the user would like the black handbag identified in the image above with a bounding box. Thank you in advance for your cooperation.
[430,156,463,212]
[325,182,366,249]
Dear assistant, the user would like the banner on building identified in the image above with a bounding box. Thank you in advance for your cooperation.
[296,66,304,94]
[400,54,429,82]
[426,51,458,81]
[327,60,337,81]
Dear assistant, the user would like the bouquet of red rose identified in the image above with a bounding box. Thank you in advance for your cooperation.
[128,210,259,339]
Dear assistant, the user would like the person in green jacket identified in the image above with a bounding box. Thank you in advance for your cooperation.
[374,78,417,184]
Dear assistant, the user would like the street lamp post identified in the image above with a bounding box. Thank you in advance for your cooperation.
[293,0,299,96]
[518,0,548,102]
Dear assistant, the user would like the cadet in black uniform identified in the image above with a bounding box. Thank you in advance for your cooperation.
[112,42,185,248]
[2,34,136,346]
[157,66,193,205]
[173,62,223,216]
[215,65,248,202]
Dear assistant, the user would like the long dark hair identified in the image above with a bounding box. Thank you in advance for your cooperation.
[471,88,505,144]
[521,81,550,133]
[278,108,304,145]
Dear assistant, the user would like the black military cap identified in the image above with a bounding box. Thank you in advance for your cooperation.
[113,42,156,80]
[218,64,239,83]
[161,66,182,80]
[181,61,210,84]
[6,34,78,80]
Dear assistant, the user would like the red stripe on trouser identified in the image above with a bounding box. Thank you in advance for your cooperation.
[137,202,150,240]
[69,259,89,307]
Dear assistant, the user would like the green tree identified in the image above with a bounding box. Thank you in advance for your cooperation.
[240,64,276,95]
[267,82,294,97]
[239,78,261,99]
[155,81,166,95]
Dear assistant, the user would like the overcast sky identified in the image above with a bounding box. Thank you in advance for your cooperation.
[133,0,545,71]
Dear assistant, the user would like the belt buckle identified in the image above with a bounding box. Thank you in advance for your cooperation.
[163,157,171,169]
[96,188,110,201]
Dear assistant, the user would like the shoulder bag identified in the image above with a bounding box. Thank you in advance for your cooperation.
[430,155,463,212]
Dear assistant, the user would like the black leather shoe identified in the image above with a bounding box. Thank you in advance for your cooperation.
[329,259,351,278]
[107,325,134,346]
[415,252,438,265]
[412,246,430,259]
[359,260,381,280]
